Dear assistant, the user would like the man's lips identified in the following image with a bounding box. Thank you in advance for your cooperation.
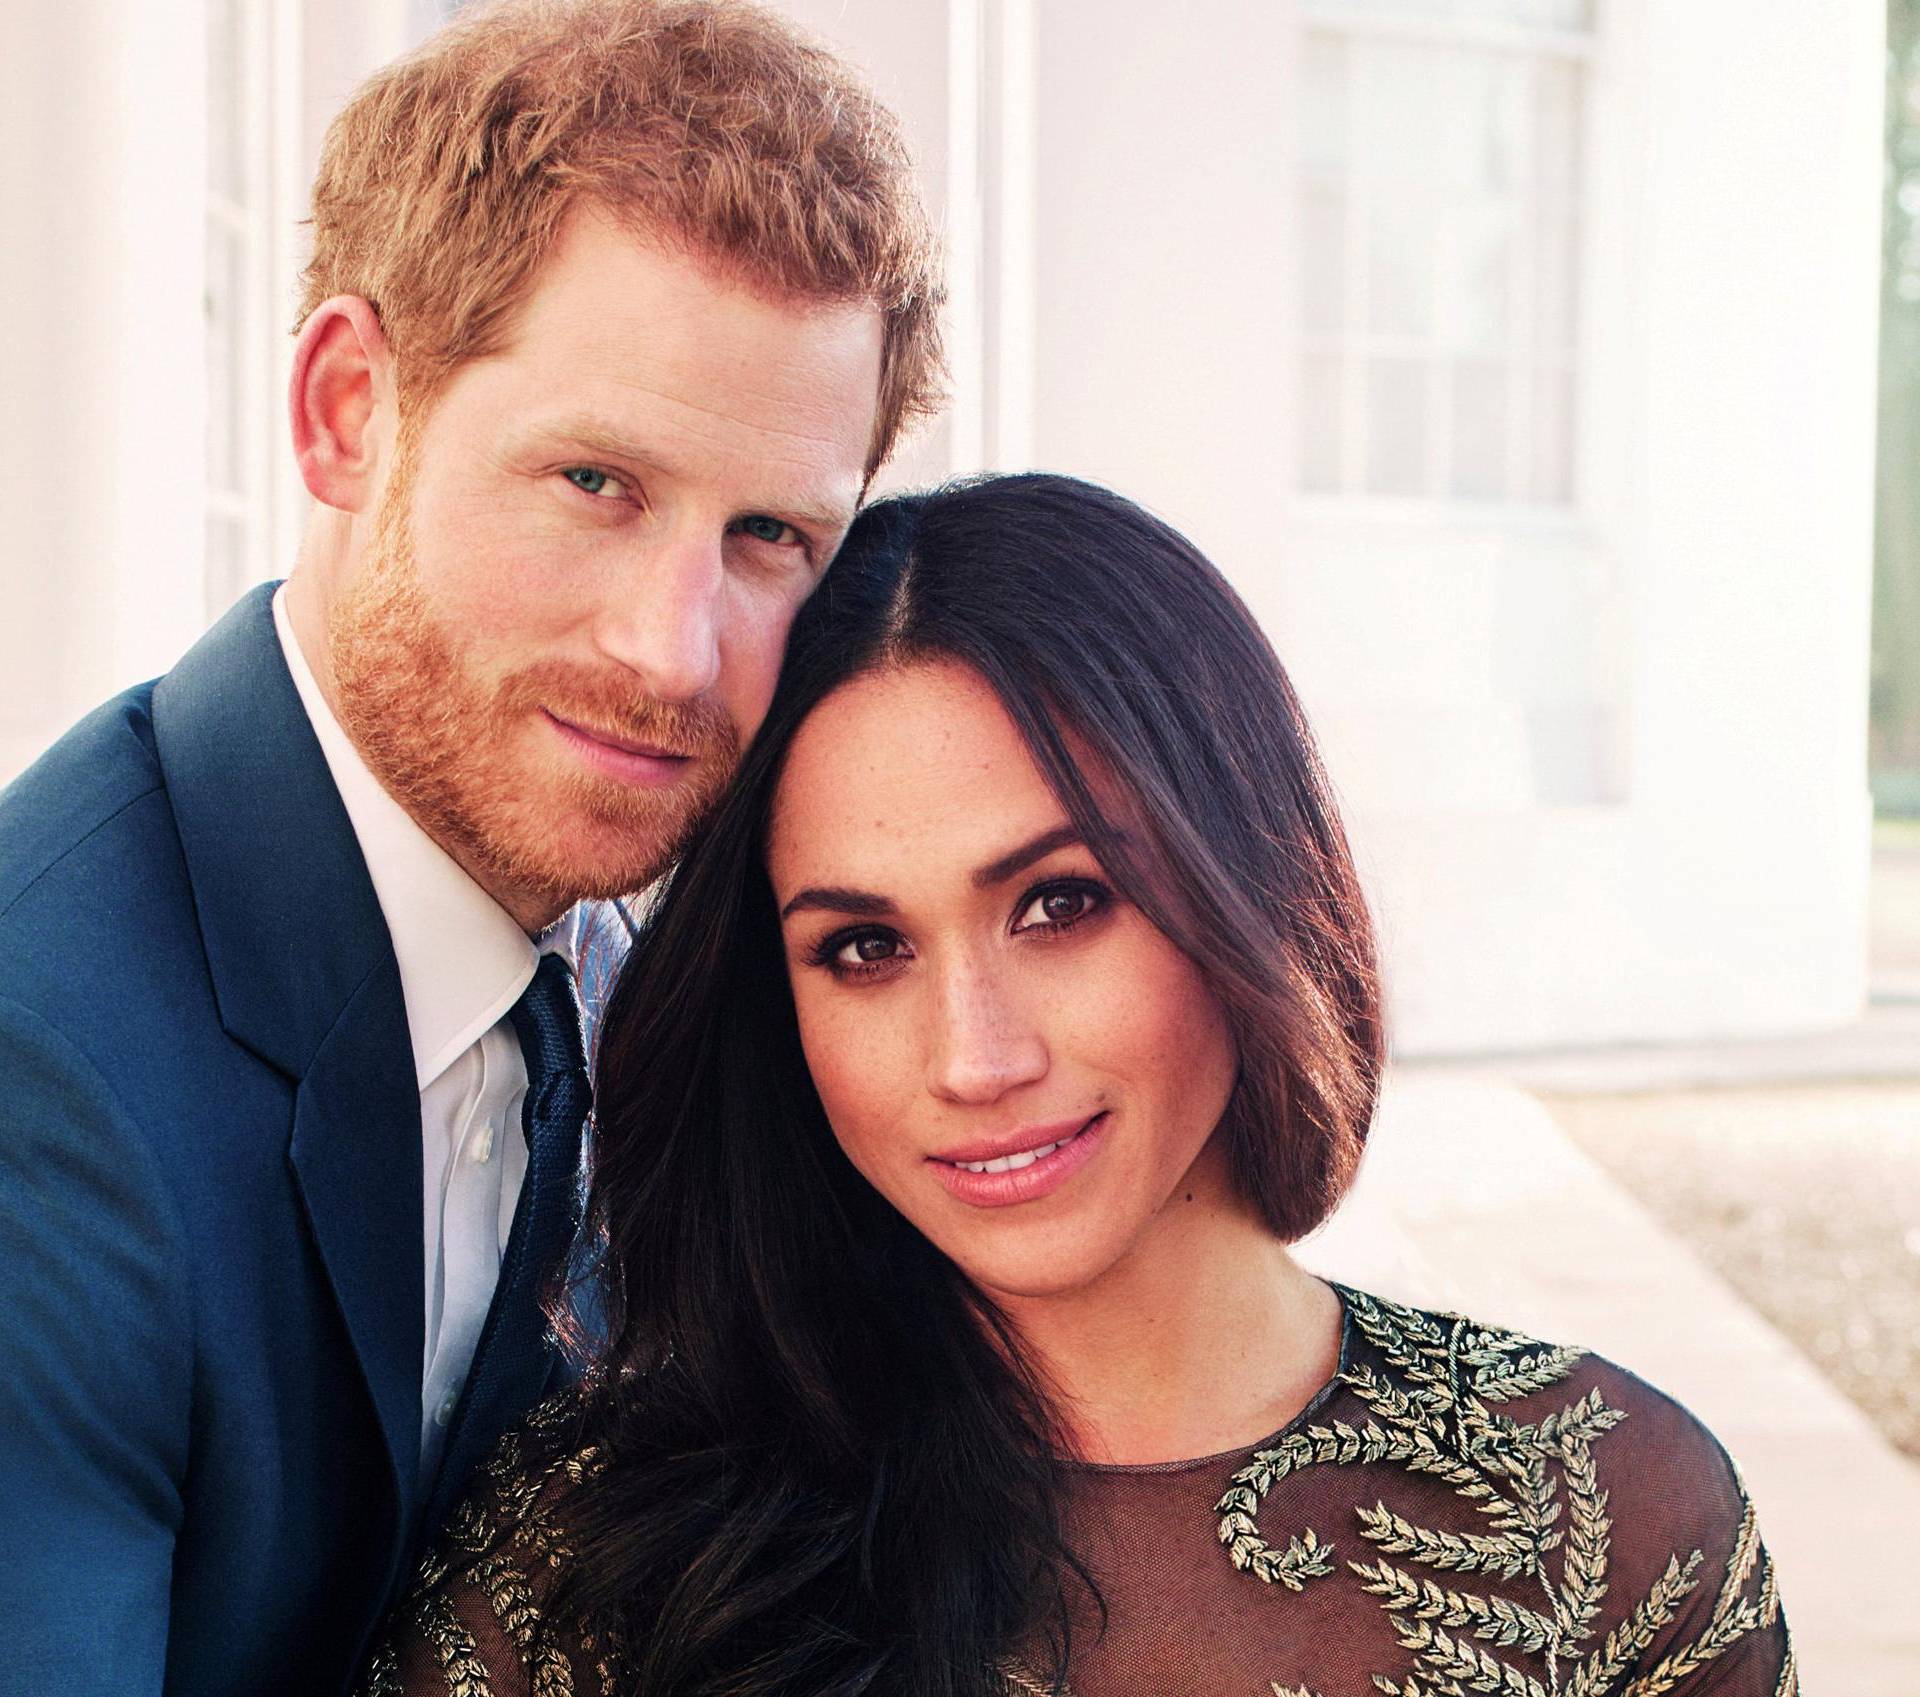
[544,708,693,760]
[542,709,698,786]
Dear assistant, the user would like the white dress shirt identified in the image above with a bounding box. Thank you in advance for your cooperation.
[272,586,574,1479]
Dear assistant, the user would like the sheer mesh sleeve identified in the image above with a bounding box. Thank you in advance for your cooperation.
[357,1402,631,1697]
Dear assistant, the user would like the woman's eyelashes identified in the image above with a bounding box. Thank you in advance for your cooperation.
[808,925,911,978]
[1011,877,1107,933]
[806,876,1115,982]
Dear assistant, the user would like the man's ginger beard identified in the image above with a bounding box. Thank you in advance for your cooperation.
[326,422,741,911]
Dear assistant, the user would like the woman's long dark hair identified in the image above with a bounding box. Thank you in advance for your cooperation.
[544,474,1383,1694]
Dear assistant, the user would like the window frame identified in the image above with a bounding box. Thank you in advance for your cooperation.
[204,0,307,623]
[1292,0,1617,531]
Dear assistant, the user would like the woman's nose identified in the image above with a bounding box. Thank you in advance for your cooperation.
[924,962,1049,1105]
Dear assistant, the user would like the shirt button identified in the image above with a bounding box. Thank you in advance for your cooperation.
[470,1125,495,1164]
[435,1388,461,1428]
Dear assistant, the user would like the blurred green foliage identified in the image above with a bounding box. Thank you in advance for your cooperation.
[1877,2,1920,815]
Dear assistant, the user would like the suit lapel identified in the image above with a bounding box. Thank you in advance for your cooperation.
[151,584,424,1514]
[290,963,423,1514]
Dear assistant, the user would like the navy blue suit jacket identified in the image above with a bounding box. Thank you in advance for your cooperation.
[0,586,551,1695]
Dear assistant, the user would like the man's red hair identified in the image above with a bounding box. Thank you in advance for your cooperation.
[300,0,944,472]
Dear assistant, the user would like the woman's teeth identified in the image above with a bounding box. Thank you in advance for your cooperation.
[954,1127,1080,1175]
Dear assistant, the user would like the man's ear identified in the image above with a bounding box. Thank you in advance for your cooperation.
[290,295,397,513]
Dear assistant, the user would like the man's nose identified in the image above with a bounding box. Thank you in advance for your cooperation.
[591,528,725,703]
[924,961,1049,1106]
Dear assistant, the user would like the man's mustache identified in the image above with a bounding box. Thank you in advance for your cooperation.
[496,661,740,761]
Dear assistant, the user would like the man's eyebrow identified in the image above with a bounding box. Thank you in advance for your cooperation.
[971,825,1086,890]
[521,417,658,467]
[523,417,857,535]
[779,887,900,922]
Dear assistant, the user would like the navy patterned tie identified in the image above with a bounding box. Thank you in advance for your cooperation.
[426,952,591,1524]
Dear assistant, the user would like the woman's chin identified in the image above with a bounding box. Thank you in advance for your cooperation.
[939,1233,1116,1307]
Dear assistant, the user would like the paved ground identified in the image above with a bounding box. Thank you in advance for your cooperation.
[1549,1082,1920,1459]
[1299,1072,1920,1697]
[1400,827,1920,1467]
[1297,826,1920,1686]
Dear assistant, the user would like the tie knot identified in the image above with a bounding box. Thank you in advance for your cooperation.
[508,952,588,1090]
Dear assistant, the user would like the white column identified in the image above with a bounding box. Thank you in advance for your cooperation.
[768,0,964,490]
[0,1,209,779]
[1615,0,1883,1039]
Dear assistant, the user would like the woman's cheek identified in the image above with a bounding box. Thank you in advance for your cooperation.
[799,991,916,1179]
[1044,924,1189,1060]
[1076,929,1235,1117]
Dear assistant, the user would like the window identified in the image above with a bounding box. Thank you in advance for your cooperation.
[1298,0,1593,507]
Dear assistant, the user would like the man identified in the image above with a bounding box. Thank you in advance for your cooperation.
[0,3,941,1692]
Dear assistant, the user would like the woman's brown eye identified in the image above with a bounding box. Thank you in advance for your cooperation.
[1042,890,1086,923]
[1016,883,1101,931]
[810,928,910,973]
[831,932,900,967]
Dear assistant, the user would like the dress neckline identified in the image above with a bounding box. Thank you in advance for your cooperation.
[1063,1282,1355,1477]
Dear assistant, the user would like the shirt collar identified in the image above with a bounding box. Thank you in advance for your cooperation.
[272,584,571,1089]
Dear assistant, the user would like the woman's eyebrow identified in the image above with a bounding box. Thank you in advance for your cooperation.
[779,887,898,921]
[970,824,1085,890]
[779,825,1090,922]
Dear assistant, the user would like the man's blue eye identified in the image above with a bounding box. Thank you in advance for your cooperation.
[738,514,796,544]
[563,467,622,498]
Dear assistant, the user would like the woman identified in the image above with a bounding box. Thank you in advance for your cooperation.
[366,475,1794,1697]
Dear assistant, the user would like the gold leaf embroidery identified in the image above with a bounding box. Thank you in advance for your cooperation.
[420,1593,494,1697]
[1221,1292,1790,1697]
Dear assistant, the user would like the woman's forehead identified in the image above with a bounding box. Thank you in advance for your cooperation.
[767,663,1064,878]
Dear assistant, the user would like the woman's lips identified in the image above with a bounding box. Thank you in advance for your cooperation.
[927,1112,1108,1208]
[542,709,694,787]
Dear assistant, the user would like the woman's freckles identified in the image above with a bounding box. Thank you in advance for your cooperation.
[768,657,1239,1306]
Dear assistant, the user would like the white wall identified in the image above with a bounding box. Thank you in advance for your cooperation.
[2,0,1884,1056]
[1026,0,1300,588]
[1613,0,1882,1043]
[1338,0,1882,1053]
[762,0,1884,1055]
[0,0,413,784]
[0,2,209,778]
